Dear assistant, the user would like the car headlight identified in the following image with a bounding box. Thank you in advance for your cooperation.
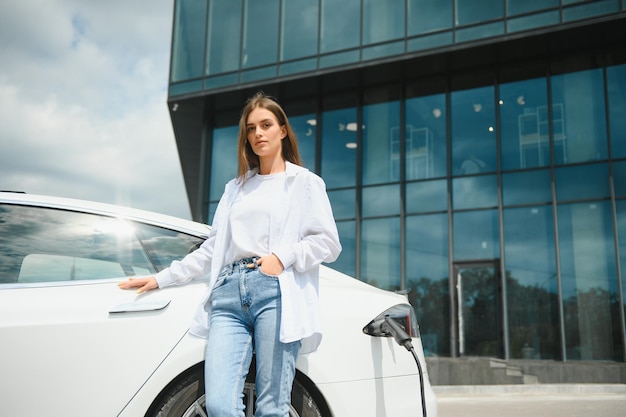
[362,304,421,339]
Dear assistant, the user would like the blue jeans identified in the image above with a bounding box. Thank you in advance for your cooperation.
[204,258,301,417]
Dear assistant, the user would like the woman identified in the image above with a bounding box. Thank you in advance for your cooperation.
[119,91,341,416]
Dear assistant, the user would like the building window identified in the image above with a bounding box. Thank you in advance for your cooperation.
[206,0,242,75]
[558,201,623,361]
[551,69,608,164]
[503,206,560,360]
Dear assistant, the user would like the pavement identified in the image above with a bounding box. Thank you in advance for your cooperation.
[433,384,626,417]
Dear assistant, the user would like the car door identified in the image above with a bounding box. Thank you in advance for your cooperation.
[0,202,208,417]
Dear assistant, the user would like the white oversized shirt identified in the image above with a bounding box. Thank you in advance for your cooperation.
[154,162,342,354]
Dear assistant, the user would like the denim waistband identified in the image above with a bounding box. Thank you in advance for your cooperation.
[221,256,260,274]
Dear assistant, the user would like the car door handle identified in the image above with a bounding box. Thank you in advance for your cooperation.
[109,299,171,314]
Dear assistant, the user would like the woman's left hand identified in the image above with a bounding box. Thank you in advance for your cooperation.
[257,254,284,276]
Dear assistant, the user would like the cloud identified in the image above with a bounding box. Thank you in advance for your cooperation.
[0,0,191,219]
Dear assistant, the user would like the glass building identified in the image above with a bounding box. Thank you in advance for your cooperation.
[167,0,626,369]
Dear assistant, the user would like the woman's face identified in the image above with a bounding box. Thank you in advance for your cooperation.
[246,107,286,161]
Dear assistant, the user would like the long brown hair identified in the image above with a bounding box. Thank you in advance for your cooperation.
[237,91,302,180]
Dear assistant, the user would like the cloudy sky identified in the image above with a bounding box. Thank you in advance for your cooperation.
[0,0,191,219]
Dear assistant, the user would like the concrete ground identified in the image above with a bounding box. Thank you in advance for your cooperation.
[434,384,626,417]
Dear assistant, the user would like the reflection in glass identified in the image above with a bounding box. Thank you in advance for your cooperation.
[455,0,503,25]
[503,206,560,359]
[555,163,609,201]
[171,0,207,81]
[242,0,279,68]
[322,107,357,188]
[499,77,550,170]
[451,86,496,175]
[288,114,316,170]
[281,0,319,61]
[453,210,499,260]
[406,94,447,179]
[558,201,622,360]
[502,170,552,206]
[406,179,447,213]
[507,0,559,15]
[408,0,453,35]
[363,101,400,185]
[406,213,450,356]
[615,200,626,343]
[210,126,238,201]
[361,217,401,290]
[607,64,626,159]
[551,69,608,164]
[452,175,498,210]
[206,0,242,75]
[320,0,360,53]
[613,161,626,197]
[363,0,404,45]
[0,205,155,284]
[327,189,356,220]
[362,185,400,217]
[334,220,356,277]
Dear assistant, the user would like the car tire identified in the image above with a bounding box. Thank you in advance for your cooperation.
[152,366,325,417]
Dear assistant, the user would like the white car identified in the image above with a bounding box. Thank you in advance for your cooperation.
[0,191,437,417]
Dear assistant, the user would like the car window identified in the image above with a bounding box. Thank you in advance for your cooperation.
[0,204,157,284]
[134,222,205,271]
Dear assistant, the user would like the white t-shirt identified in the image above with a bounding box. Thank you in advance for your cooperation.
[224,172,285,264]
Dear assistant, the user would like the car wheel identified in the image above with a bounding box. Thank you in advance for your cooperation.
[153,367,324,417]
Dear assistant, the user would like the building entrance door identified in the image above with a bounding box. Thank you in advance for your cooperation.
[454,260,503,358]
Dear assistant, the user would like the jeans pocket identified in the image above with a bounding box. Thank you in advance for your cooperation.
[258,266,279,279]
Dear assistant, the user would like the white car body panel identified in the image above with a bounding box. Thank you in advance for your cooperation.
[0,192,437,417]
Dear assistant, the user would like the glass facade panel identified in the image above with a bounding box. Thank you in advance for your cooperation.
[209,125,238,201]
[406,94,447,179]
[562,0,621,22]
[455,0,504,25]
[503,206,560,359]
[334,220,356,277]
[320,0,361,53]
[363,0,405,44]
[281,0,319,61]
[507,0,559,15]
[408,0,453,35]
[322,106,357,188]
[361,217,401,290]
[558,201,623,360]
[502,170,552,206]
[452,86,497,175]
[242,0,280,68]
[362,184,401,217]
[551,69,608,164]
[328,189,356,220]
[206,0,242,75]
[406,213,450,356]
[614,161,626,197]
[507,11,560,33]
[555,163,610,201]
[453,209,500,260]
[171,0,207,82]
[287,113,316,170]
[616,200,626,343]
[406,179,448,213]
[452,175,498,210]
[363,101,400,185]
[500,77,550,170]
[456,21,505,42]
[607,64,626,159]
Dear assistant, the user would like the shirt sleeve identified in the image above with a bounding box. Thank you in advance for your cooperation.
[155,228,216,288]
[273,173,342,272]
